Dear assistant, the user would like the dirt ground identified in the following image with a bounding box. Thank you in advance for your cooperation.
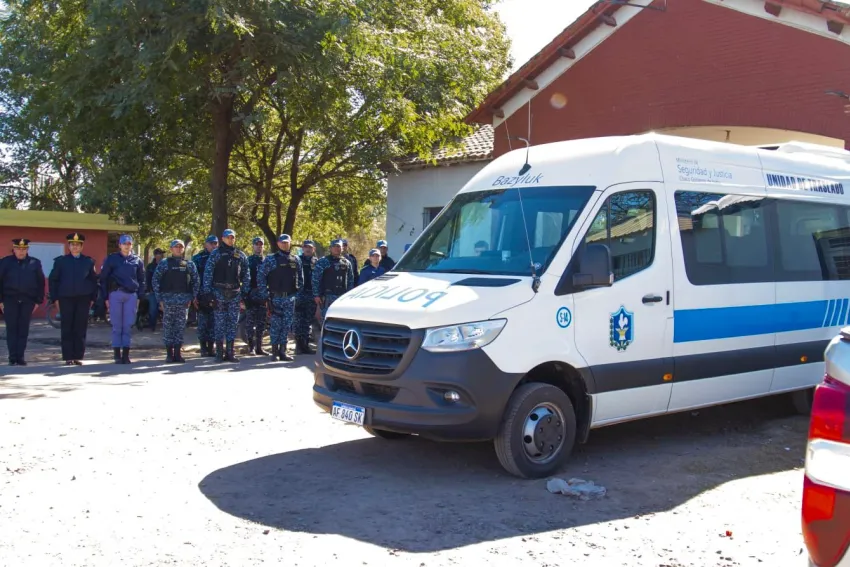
[0,347,811,567]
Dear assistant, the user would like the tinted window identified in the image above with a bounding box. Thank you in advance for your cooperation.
[675,191,771,285]
[776,200,850,281]
[583,190,655,281]
[395,186,595,276]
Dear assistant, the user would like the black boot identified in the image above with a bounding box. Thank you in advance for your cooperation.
[247,338,255,355]
[255,335,268,355]
[278,343,293,362]
[270,344,279,359]
[113,347,122,364]
[225,340,239,362]
[121,347,132,364]
[174,344,186,363]
[215,341,225,362]
[166,346,174,363]
[301,338,315,355]
[199,342,209,357]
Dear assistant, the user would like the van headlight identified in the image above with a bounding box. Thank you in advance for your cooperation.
[421,319,507,353]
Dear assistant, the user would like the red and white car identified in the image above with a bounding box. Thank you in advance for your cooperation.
[803,327,850,567]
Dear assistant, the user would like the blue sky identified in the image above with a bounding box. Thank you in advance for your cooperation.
[493,0,597,72]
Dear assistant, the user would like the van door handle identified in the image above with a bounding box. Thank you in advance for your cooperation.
[642,294,663,304]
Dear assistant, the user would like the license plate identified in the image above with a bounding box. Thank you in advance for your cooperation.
[331,401,365,426]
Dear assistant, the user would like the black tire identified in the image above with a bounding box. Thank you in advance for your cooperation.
[790,387,815,415]
[494,382,577,479]
[363,425,410,440]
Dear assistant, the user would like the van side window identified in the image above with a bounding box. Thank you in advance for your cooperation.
[675,191,770,285]
[584,191,655,281]
[776,200,850,281]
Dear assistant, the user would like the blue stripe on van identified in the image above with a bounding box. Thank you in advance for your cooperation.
[673,299,847,343]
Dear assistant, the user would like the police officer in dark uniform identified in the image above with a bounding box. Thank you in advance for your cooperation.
[153,239,200,363]
[312,239,354,322]
[341,239,359,284]
[202,228,249,362]
[0,239,45,365]
[192,235,218,357]
[245,236,269,355]
[257,234,303,361]
[376,239,396,271]
[48,233,99,365]
[293,239,318,354]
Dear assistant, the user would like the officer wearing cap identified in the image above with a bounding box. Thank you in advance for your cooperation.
[202,228,249,362]
[376,240,395,271]
[341,239,359,284]
[144,248,165,331]
[0,238,45,366]
[153,239,200,363]
[244,236,269,355]
[257,234,302,361]
[100,234,145,364]
[48,233,99,365]
[312,239,354,323]
[192,235,219,357]
[293,239,318,355]
[358,248,386,285]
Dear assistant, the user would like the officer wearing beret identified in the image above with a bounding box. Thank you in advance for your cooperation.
[312,239,354,323]
[48,233,99,365]
[257,234,302,361]
[245,236,269,355]
[191,235,218,357]
[0,239,45,365]
[202,228,249,362]
[293,239,318,355]
[100,234,145,364]
[153,239,200,363]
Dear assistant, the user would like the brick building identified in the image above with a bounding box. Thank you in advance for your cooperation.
[384,0,850,250]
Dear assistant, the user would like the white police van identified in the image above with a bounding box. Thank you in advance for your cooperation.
[313,132,850,478]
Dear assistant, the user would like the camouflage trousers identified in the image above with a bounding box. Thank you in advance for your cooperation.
[196,310,215,341]
[213,295,241,342]
[268,295,295,345]
[161,293,193,346]
[244,297,268,342]
[293,294,316,342]
[319,294,341,322]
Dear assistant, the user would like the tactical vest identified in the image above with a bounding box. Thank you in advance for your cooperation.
[300,254,317,293]
[160,257,192,294]
[321,256,350,296]
[248,255,263,289]
[213,249,240,289]
[195,251,210,275]
[267,253,298,294]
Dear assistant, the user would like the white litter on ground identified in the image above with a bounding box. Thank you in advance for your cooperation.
[546,477,607,500]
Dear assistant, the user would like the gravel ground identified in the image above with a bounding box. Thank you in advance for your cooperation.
[0,352,810,567]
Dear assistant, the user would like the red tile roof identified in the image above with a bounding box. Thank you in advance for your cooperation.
[389,125,494,170]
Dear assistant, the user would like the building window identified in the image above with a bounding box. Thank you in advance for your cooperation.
[423,207,443,231]
[583,190,656,281]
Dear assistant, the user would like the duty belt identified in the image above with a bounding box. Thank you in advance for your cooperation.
[270,291,291,298]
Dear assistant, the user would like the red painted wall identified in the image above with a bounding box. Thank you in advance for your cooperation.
[0,227,109,317]
[493,0,850,157]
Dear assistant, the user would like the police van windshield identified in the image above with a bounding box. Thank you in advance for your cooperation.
[394,185,596,276]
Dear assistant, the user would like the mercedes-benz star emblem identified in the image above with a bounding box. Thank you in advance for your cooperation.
[342,329,361,360]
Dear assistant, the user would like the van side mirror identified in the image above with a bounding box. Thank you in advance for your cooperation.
[572,244,614,289]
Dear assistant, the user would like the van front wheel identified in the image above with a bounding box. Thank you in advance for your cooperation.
[494,383,577,479]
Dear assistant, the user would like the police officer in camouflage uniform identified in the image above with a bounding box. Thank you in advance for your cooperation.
[202,228,250,363]
[245,236,269,355]
[312,239,354,322]
[257,234,303,361]
[293,239,318,354]
[341,239,359,284]
[192,235,218,357]
[153,239,200,363]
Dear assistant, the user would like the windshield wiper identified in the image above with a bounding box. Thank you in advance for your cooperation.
[436,269,507,275]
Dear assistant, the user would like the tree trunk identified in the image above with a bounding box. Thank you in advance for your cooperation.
[210,100,236,237]
[282,195,303,238]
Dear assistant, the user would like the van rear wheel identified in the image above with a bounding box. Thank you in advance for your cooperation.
[494,383,577,479]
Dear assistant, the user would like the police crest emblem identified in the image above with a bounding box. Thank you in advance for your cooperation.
[609,306,634,351]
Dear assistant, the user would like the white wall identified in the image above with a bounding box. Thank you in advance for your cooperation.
[384,161,490,259]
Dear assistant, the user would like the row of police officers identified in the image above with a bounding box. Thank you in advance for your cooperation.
[0,231,395,366]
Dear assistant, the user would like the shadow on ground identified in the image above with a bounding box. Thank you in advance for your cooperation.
[199,396,808,552]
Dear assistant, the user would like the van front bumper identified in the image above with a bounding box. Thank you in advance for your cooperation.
[312,346,523,442]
